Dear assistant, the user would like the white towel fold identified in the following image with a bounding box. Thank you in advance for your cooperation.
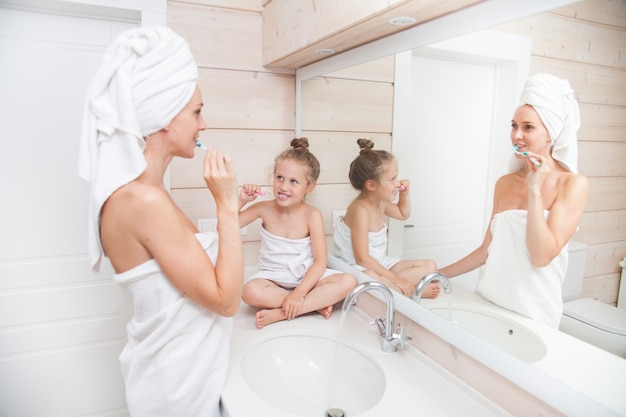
[78,27,198,270]
[250,226,314,288]
[249,226,339,288]
[519,73,580,173]
[477,210,568,328]
[333,218,399,270]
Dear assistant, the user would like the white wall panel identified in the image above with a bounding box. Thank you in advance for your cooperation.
[0,3,159,416]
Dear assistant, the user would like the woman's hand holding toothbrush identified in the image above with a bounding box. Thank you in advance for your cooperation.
[511,145,541,168]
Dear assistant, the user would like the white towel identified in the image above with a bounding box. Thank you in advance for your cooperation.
[78,26,197,270]
[333,218,399,270]
[249,226,340,288]
[519,73,581,173]
[114,232,231,417]
[476,210,567,328]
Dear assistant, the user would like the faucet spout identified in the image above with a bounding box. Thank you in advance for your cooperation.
[414,272,452,303]
[343,281,405,352]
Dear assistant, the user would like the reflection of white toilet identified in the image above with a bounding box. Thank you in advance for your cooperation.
[559,241,626,358]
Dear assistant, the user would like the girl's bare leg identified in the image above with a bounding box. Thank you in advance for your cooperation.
[242,278,290,308]
[250,273,356,329]
[393,259,441,299]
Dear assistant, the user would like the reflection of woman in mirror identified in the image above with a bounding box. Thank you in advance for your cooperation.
[334,139,439,298]
[440,74,589,328]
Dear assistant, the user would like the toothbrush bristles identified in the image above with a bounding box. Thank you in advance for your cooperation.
[512,146,541,167]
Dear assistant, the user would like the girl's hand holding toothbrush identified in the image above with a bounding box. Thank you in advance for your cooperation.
[398,180,410,192]
[239,184,265,204]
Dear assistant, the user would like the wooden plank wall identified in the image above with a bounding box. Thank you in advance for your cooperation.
[167,0,294,266]
[494,0,626,305]
[300,55,397,248]
[167,1,395,266]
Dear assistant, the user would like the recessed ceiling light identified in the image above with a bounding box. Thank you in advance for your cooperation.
[389,16,416,26]
[315,48,336,55]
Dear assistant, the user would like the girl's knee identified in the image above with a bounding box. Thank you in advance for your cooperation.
[340,273,357,293]
[426,259,437,272]
[242,282,262,305]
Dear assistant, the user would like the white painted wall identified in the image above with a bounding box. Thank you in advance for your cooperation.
[0,2,164,416]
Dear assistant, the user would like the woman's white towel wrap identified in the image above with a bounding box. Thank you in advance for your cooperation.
[519,73,580,173]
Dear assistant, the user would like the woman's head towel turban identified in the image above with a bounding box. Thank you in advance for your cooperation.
[78,27,198,270]
[519,73,580,173]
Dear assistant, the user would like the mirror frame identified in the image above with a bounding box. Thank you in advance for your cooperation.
[294,0,618,415]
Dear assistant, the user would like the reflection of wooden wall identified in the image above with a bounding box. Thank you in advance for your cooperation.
[301,55,396,251]
[494,0,626,305]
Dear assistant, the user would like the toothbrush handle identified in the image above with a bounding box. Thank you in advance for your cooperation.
[529,157,541,167]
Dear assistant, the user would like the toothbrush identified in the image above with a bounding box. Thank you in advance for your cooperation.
[195,139,208,151]
[399,184,408,191]
[243,188,265,196]
[512,145,541,167]
[196,141,263,196]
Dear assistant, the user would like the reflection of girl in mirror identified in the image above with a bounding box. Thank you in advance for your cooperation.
[334,138,439,298]
[239,138,357,329]
[440,74,589,329]
[78,27,243,417]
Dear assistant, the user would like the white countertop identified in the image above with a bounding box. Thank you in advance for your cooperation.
[420,287,626,416]
[222,302,511,417]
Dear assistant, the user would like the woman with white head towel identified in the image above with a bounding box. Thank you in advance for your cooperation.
[78,27,243,416]
[440,74,589,329]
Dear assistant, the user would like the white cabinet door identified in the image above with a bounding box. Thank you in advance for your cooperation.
[0,7,135,417]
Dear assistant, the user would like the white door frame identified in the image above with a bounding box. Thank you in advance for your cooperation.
[0,0,165,26]
[388,29,531,262]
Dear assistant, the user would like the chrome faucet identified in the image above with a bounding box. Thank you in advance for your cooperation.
[342,281,407,353]
[414,271,452,302]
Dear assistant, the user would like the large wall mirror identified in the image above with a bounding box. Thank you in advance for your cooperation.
[302,29,531,292]
[295,0,623,415]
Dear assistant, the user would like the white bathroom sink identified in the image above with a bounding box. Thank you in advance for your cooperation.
[429,306,547,363]
[241,334,385,417]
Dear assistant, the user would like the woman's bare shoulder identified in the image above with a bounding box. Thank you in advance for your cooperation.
[563,171,588,186]
[110,181,168,204]
[560,171,589,199]
[496,171,521,185]
[104,182,177,226]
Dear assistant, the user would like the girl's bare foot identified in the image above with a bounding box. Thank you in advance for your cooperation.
[420,282,441,299]
[255,308,286,329]
[316,305,333,319]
